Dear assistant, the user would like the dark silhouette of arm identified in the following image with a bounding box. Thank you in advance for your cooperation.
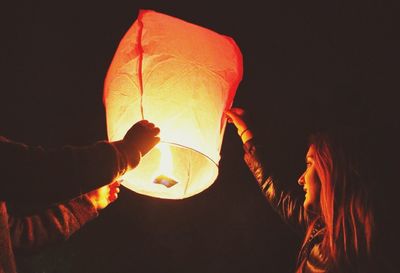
[9,195,98,253]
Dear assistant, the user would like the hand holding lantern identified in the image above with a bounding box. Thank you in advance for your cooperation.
[113,120,160,170]
[225,108,253,144]
[86,180,121,210]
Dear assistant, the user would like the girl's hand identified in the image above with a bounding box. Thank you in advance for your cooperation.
[86,180,121,211]
[225,107,253,143]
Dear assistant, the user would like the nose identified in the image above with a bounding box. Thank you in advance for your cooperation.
[298,172,305,186]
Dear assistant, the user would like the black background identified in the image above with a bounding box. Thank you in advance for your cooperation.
[1,1,399,272]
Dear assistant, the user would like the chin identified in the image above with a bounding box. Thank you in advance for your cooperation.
[304,201,320,215]
[304,198,315,210]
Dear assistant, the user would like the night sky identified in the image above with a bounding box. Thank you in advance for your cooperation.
[1,1,399,273]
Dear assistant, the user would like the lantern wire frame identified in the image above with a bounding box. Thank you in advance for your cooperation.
[120,140,220,199]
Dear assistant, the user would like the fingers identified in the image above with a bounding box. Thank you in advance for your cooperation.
[147,122,160,136]
[225,108,245,122]
[128,120,159,136]
[225,107,254,143]
[226,107,245,116]
[224,110,233,123]
[134,120,160,156]
[142,120,159,132]
[109,180,121,188]
[121,120,161,166]
[108,192,118,203]
[136,120,160,132]
[225,111,246,132]
[225,110,240,123]
[108,180,121,203]
[132,120,160,140]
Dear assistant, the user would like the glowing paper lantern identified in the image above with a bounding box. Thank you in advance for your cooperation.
[104,9,243,199]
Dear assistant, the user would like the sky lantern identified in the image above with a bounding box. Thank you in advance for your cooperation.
[103,9,243,199]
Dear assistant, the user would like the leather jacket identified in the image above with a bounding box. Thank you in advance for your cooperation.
[243,139,330,273]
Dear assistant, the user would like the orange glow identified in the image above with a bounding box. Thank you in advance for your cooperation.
[104,9,242,199]
[152,143,178,188]
[156,143,173,177]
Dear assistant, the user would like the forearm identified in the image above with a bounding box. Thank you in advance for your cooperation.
[225,109,307,230]
[9,195,98,253]
[1,137,128,202]
[243,139,306,230]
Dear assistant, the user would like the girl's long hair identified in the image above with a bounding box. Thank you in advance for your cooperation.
[301,132,374,272]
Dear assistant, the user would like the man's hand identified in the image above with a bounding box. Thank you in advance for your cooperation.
[113,120,160,170]
[123,120,160,157]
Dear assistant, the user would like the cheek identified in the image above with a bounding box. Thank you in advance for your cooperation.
[304,171,314,187]
[305,170,320,200]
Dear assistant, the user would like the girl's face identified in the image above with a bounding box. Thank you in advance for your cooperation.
[298,145,321,212]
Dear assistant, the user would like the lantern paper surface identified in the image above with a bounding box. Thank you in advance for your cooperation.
[104,9,243,199]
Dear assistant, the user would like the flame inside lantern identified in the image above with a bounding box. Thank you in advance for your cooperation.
[152,143,178,188]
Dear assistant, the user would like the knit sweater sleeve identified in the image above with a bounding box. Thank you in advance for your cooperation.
[8,195,98,253]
